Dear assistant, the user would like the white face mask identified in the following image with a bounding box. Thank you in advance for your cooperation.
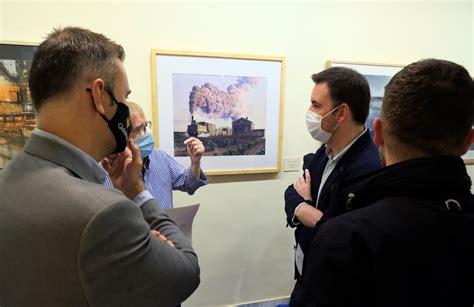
[305,105,340,143]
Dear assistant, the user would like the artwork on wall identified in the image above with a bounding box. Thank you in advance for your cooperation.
[0,42,37,169]
[151,50,285,175]
[462,136,474,165]
[327,60,474,165]
[326,60,403,140]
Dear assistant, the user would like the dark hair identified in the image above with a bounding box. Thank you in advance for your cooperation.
[382,59,474,156]
[28,27,125,111]
[312,67,371,124]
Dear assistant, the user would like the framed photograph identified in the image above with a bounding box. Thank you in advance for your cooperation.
[465,81,474,164]
[327,60,474,165]
[151,50,285,175]
[463,139,474,165]
[326,60,404,140]
[0,41,37,169]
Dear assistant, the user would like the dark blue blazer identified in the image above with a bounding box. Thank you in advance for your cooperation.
[284,129,381,279]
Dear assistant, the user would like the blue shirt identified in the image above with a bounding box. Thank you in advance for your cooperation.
[104,149,207,209]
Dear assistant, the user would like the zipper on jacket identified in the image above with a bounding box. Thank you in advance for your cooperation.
[346,193,355,210]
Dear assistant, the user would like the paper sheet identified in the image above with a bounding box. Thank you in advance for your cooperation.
[295,243,304,276]
[164,204,200,241]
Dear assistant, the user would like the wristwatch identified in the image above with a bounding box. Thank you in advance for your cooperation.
[304,199,315,206]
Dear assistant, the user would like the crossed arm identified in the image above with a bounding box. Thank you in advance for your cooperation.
[285,169,323,228]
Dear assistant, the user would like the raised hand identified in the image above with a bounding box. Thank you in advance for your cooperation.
[103,139,145,199]
[184,137,205,178]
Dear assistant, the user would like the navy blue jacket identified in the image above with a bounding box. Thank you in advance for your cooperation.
[300,156,474,307]
[284,129,381,280]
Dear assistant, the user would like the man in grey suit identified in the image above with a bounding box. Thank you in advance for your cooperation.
[0,27,200,307]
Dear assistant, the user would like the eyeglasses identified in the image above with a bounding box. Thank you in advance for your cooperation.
[131,121,152,136]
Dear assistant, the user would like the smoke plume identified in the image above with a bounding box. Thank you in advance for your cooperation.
[189,77,260,121]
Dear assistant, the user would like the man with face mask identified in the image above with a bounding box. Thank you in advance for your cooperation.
[103,101,207,209]
[0,27,200,307]
[300,59,474,307]
[284,67,381,306]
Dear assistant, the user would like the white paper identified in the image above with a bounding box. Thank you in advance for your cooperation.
[164,204,200,241]
[295,243,304,276]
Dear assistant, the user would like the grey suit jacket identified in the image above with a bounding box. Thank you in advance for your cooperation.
[0,132,200,307]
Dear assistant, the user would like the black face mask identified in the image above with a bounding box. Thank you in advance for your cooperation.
[88,87,131,154]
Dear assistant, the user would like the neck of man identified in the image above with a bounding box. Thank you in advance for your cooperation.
[326,123,365,157]
[36,99,111,162]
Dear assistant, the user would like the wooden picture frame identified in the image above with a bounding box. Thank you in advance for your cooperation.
[151,50,285,175]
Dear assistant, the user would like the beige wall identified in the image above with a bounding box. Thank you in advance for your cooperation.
[1,1,473,306]
[0,0,3,40]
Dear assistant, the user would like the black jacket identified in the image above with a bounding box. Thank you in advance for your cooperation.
[284,130,381,281]
[300,156,474,307]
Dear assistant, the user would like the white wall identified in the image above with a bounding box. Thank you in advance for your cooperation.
[0,0,3,40]
[1,1,473,306]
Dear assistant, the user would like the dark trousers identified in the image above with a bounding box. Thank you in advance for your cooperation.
[289,280,301,307]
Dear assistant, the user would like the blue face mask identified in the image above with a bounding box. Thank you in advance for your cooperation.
[135,133,154,158]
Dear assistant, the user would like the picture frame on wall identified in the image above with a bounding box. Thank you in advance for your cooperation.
[151,50,285,175]
[327,60,474,165]
[326,60,404,140]
[462,136,474,165]
[0,41,37,169]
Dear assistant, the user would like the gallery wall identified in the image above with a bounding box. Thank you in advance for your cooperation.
[0,0,3,40]
[1,1,473,306]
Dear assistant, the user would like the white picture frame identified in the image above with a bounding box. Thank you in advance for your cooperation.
[327,60,474,165]
[326,60,403,140]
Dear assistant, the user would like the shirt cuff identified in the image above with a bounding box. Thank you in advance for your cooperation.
[185,168,208,190]
[132,190,154,207]
[291,202,307,226]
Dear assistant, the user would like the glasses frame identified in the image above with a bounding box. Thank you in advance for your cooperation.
[132,120,152,137]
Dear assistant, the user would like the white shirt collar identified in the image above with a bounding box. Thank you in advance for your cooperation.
[325,127,368,162]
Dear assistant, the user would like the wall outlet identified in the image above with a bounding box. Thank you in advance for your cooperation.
[283,157,301,172]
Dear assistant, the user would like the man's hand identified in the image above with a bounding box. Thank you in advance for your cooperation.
[184,137,205,178]
[151,230,175,248]
[102,139,145,199]
[184,137,205,163]
[293,169,312,201]
[101,153,121,178]
[295,204,323,228]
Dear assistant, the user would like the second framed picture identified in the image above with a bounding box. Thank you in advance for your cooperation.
[151,50,285,175]
[326,60,403,140]
[327,60,474,165]
[0,41,37,169]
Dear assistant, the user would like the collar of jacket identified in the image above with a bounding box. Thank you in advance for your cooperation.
[24,132,106,184]
[330,156,472,215]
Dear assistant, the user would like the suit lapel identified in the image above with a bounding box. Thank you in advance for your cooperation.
[318,130,372,205]
[309,146,329,199]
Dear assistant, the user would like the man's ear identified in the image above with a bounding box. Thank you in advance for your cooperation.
[460,129,473,155]
[90,79,106,114]
[373,118,383,146]
[337,102,349,123]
